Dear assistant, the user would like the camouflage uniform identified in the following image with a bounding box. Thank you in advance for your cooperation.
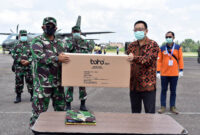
[30,17,69,127]
[65,26,93,103]
[65,110,96,125]
[11,30,33,97]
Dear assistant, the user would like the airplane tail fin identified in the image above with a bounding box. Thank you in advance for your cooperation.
[76,16,81,29]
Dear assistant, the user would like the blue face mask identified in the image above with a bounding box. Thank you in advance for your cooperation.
[134,31,145,40]
[20,36,27,42]
[166,38,173,44]
[73,33,81,38]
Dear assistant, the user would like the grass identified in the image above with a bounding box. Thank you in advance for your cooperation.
[106,49,198,57]
[106,48,125,53]
[0,45,198,57]
[183,52,198,57]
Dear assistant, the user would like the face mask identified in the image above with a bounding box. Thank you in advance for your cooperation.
[20,36,27,42]
[134,31,145,40]
[166,38,173,44]
[44,25,56,36]
[73,33,81,38]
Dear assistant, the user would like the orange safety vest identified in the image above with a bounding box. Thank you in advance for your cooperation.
[157,43,184,76]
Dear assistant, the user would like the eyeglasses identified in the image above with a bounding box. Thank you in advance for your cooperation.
[133,28,146,32]
[166,36,172,38]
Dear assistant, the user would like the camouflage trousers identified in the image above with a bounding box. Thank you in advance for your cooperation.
[29,85,65,127]
[15,70,33,94]
[65,87,87,102]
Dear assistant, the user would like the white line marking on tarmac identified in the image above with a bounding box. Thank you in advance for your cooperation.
[0,112,200,115]
[0,112,31,114]
[160,112,200,115]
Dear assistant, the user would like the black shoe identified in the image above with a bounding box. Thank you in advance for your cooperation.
[80,100,88,111]
[30,97,33,102]
[14,93,21,103]
[30,91,33,102]
[66,102,71,111]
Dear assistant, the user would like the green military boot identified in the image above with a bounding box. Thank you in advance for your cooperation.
[14,93,21,103]
[158,106,166,114]
[80,100,88,111]
[170,106,179,114]
[66,102,71,111]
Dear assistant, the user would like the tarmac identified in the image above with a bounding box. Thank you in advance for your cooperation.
[0,52,199,135]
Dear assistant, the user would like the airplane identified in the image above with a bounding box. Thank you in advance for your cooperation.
[0,16,114,54]
[0,25,37,54]
[55,16,114,38]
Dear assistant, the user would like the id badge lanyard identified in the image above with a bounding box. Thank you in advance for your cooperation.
[166,43,175,59]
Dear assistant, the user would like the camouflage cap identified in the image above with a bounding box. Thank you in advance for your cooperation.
[72,26,81,32]
[19,30,27,35]
[43,17,57,26]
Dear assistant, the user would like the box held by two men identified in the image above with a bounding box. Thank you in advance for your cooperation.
[62,53,130,88]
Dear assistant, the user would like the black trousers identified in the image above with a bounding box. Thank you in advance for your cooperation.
[130,90,156,113]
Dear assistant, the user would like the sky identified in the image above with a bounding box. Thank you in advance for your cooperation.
[0,0,200,45]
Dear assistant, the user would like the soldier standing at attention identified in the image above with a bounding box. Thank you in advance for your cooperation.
[11,30,33,103]
[30,17,70,127]
[65,26,93,111]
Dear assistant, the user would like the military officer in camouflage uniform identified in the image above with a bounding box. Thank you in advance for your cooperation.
[30,17,70,127]
[65,26,94,111]
[11,30,33,103]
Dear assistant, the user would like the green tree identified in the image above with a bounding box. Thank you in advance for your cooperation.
[106,45,118,50]
[180,39,199,52]
[161,39,200,52]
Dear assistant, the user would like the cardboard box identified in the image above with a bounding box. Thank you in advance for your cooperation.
[62,53,130,88]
